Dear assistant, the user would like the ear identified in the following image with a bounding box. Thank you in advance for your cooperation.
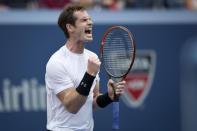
[66,24,74,34]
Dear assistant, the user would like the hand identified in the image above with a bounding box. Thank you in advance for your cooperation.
[107,79,126,101]
[87,56,101,76]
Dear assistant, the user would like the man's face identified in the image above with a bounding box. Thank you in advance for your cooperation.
[72,10,93,42]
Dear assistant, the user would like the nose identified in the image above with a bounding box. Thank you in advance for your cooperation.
[88,19,93,26]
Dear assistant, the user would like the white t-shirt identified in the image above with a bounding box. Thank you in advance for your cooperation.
[45,45,99,131]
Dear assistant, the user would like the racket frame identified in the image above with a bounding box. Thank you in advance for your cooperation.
[100,26,136,80]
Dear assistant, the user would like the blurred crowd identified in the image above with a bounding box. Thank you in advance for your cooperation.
[0,0,197,11]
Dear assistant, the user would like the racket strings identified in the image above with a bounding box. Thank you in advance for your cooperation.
[103,29,134,77]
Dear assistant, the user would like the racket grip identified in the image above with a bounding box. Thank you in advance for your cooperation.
[112,102,119,130]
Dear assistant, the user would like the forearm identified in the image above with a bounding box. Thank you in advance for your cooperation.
[59,88,87,114]
[93,92,113,111]
[58,72,96,114]
[93,93,101,111]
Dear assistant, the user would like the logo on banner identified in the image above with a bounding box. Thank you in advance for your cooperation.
[122,50,156,108]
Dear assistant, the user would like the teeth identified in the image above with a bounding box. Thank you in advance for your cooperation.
[85,29,91,34]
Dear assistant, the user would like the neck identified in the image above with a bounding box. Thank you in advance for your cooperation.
[66,38,84,54]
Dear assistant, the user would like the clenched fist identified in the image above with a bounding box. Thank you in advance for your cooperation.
[87,56,101,76]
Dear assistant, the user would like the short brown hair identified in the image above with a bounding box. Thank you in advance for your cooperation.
[58,4,85,38]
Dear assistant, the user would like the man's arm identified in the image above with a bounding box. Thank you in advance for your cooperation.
[93,79,126,110]
[57,56,101,114]
[57,87,87,114]
[93,81,101,110]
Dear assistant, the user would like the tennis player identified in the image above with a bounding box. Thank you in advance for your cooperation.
[45,4,126,131]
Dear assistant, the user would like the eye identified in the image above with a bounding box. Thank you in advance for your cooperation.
[82,18,87,22]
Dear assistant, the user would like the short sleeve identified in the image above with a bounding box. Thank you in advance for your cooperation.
[45,59,74,94]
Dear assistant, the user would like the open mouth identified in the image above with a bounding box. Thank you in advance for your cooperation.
[85,29,92,35]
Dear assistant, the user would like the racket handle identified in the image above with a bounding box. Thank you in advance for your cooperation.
[112,101,119,130]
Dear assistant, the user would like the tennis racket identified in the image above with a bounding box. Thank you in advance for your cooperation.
[100,26,136,130]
